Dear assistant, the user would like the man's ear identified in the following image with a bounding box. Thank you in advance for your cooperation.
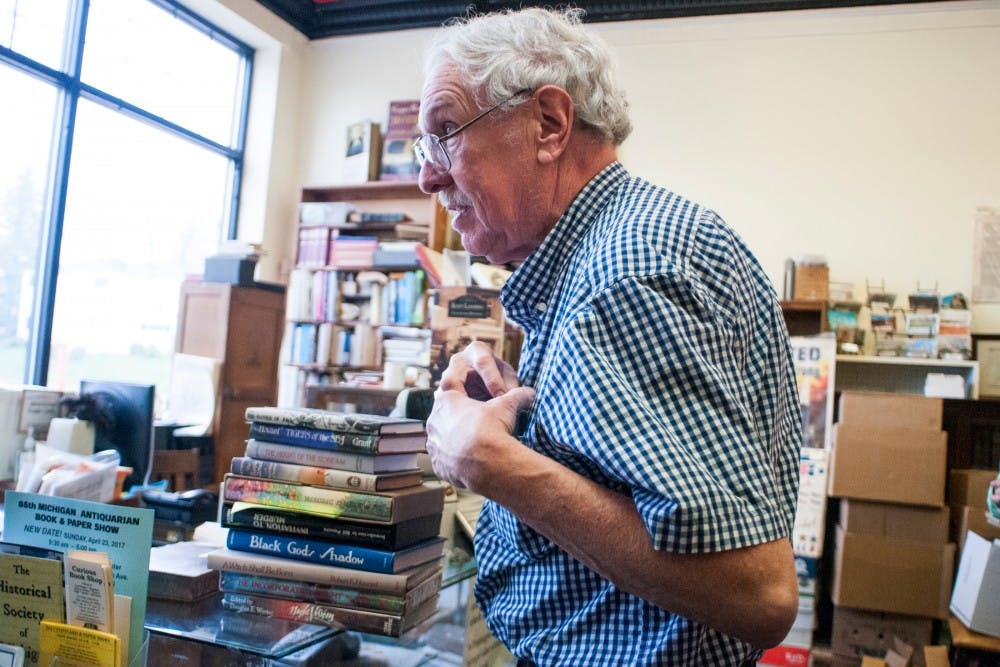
[534,85,574,165]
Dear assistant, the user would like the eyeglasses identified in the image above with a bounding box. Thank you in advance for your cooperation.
[414,88,533,175]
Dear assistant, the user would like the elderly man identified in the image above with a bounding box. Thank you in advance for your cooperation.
[416,8,801,666]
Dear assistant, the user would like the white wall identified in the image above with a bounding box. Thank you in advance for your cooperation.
[216,0,1000,330]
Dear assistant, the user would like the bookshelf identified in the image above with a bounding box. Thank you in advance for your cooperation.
[280,182,448,408]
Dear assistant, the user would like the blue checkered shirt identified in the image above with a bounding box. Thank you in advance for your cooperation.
[473,162,801,666]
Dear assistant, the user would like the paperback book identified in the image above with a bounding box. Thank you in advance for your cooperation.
[221,591,439,637]
[222,501,443,550]
[226,529,446,574]
[205,548,442,595]
[245,439,420,474]
[38,621,119,667]
[222,474,447,523]
[218,567,442,614]
[245,406,424,435]
[247,421,427,454]
[0,544,66,667]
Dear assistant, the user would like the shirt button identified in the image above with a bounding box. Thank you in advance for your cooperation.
[535,302,547,312]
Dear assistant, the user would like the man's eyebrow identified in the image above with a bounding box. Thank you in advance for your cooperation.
[419,98,454,130]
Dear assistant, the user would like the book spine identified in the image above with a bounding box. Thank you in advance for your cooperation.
[230,457,384,491]
[221,592,404,636]
[223,475,392,521]
[244,407,383,434]
[222,503,399,549]
[218,571,406,613]
[248,423,378,454]
[226,529,395,573]
[205,549,410,594]
[245,439,378,474]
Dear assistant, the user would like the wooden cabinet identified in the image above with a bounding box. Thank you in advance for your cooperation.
[781,299,826,336]
[176,281,286,484]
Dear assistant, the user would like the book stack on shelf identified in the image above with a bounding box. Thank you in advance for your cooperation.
[206,406,447,637]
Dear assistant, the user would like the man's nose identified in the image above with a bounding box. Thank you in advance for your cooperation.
[418,161,452,194]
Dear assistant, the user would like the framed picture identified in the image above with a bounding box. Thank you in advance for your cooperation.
[973,335,1000,398]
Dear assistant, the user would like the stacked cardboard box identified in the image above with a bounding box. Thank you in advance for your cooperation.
[947,468,1000,555]
[947,468,1000,639]
[826,391,955,666]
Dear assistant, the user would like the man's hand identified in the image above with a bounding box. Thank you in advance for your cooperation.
[427,342,534,490]
[439,340,520,400]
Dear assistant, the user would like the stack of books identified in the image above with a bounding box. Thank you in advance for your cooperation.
[206,406,447,637]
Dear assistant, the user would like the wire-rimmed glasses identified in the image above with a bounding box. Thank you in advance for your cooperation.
[414,88,533,175]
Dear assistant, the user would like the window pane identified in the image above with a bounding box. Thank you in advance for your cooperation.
[0,0,72,70]
[0,65,58,385]
[49,99,229,393]
[82,0,244,146]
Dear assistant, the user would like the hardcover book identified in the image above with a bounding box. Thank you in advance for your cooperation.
[221,591,439,637]
[344,120,381,184]
[226,529,446,574]
[245,406,424,435]
[222,501,442,550]
[244,439,420,474]
[229,457,422,492]
[205,547,442,595]
[247,422,427,455]
[147,540,220,602]
[218,566,442,614]
[379,100,421,182]
[223,475,446,523]
[0,544,66,667]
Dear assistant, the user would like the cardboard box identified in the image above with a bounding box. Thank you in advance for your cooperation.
[837,392,943,431]
[950,505,1000,553]
[794,264,829,301]
[830,606,933,665]
[948,469,998,509]
[832,526,955,618]
[840,499,949,543]
[950,531,1000,637]
[828,424,947,507]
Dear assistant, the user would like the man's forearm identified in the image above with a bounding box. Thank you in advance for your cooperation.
[474,437,798,649]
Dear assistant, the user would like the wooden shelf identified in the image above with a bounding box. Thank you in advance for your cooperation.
[301,181,426,202]
[781,299,826,336]
[834,354,979,399]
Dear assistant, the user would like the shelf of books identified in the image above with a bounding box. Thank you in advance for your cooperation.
[280,183,451,409]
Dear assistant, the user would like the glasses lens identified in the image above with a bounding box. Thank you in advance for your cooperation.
[415,135,449,174]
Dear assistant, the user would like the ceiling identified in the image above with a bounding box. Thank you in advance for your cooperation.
[256,0,955,39]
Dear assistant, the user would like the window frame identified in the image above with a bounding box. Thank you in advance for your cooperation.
[0,0,254,385]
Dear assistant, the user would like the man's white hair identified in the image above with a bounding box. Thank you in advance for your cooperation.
[424,7,632,146]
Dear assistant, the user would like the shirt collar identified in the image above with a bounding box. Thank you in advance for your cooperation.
[502,162,629,328]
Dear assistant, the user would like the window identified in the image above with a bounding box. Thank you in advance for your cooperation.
[0,0,252,395]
